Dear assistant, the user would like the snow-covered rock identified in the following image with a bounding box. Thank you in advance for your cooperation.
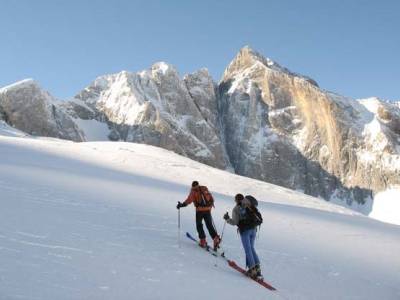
[356,98,400,189]
[0,79,84,141]
[64,64,230,169]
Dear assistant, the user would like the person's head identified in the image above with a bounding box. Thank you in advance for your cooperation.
[235,193,244,205]
[191,181,199,189]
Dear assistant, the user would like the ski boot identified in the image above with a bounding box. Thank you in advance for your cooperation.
[255,264,264,280]
[246,266,258,279]
[213,235,221,251]
[199,238,207,248]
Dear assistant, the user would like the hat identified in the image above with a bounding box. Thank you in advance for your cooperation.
[235,193,244,201]
[192,181,199,187]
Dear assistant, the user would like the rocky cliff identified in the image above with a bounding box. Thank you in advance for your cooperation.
[62,63,230,169]
[0,79,84,141]
[219,47,399,206]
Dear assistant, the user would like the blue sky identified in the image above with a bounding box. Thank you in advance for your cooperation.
[0,0,399,100]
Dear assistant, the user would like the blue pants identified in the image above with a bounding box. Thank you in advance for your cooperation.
[240,228,260,269]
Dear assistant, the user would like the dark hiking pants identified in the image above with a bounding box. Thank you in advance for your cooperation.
[196,211,217,240]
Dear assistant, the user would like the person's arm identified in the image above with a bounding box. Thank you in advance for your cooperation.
[226,206,240,225]
[183,190,195,206]
[177,190,194,209]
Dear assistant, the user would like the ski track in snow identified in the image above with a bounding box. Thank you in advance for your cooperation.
[0,136,399,300]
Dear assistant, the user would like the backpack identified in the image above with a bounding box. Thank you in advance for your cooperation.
[245,195,258,207]
[245,195,263,227]
[198,186,214,207]
[248,206,263,226]
[237,205,263,233]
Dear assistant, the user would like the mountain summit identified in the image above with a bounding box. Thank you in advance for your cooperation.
[223,46,319,86]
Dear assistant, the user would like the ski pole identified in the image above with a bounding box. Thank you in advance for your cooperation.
[214,220,227,267]
[220,220,227,243]
[178,205,181,248]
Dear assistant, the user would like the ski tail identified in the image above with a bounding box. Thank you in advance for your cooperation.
[228,260,276,291]
[186,232,197,242]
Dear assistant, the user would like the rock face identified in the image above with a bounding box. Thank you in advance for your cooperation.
[63,63,230,169]
[0,79,84,141]
[219,47,400,206]
[1,48,399,211]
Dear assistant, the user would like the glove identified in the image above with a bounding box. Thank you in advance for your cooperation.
[176,201,185,209]
[223,212,230,220]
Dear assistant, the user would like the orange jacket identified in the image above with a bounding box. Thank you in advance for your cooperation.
[183,186,214,212]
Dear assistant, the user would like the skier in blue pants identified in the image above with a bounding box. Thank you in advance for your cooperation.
[224,193,263,279]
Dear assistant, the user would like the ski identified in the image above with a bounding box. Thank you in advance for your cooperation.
[227,260,276,291]
[185,232,277,291]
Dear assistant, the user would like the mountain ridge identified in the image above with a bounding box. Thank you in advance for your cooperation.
[1,46,399,214]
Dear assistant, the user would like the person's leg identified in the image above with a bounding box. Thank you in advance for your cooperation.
[196,211,206,240]
[203,211,218,239]
[249,228,260,266]
[204,211,221,249]
[240,230,256,268]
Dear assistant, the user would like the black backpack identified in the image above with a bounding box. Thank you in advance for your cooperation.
[245,195,263,226]
[245,195,258,207]
[248,206,263,226]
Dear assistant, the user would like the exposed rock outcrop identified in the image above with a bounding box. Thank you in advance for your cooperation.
[219,47,399,205]
[0,79,84,141]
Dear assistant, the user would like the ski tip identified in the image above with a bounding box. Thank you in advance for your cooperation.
[258,280,277,291]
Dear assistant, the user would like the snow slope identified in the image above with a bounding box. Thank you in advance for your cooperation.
[370,188,400,225]
[0,121,28,138]
[0,136,399,300]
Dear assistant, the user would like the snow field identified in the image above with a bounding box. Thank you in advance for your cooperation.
[0,136,399,299]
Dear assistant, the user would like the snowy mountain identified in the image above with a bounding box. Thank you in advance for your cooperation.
[219,47,400,209]
[0,134,399,300]
[0,79,84,141]
[61,64,230,169]
[1,47,399,220]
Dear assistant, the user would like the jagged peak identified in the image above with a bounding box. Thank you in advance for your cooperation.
[357,97,399,110]
[227,45,283,75]
[192,67,211,76]
[0,78,39,93]
[88,62,179,89]
[224,46,318,87]
[0,78,59,105]
[238,45,276,67]
[151,61,178,76]
[183,68,213,82]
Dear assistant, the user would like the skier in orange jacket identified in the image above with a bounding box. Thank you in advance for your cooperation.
[177,181,221,250]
